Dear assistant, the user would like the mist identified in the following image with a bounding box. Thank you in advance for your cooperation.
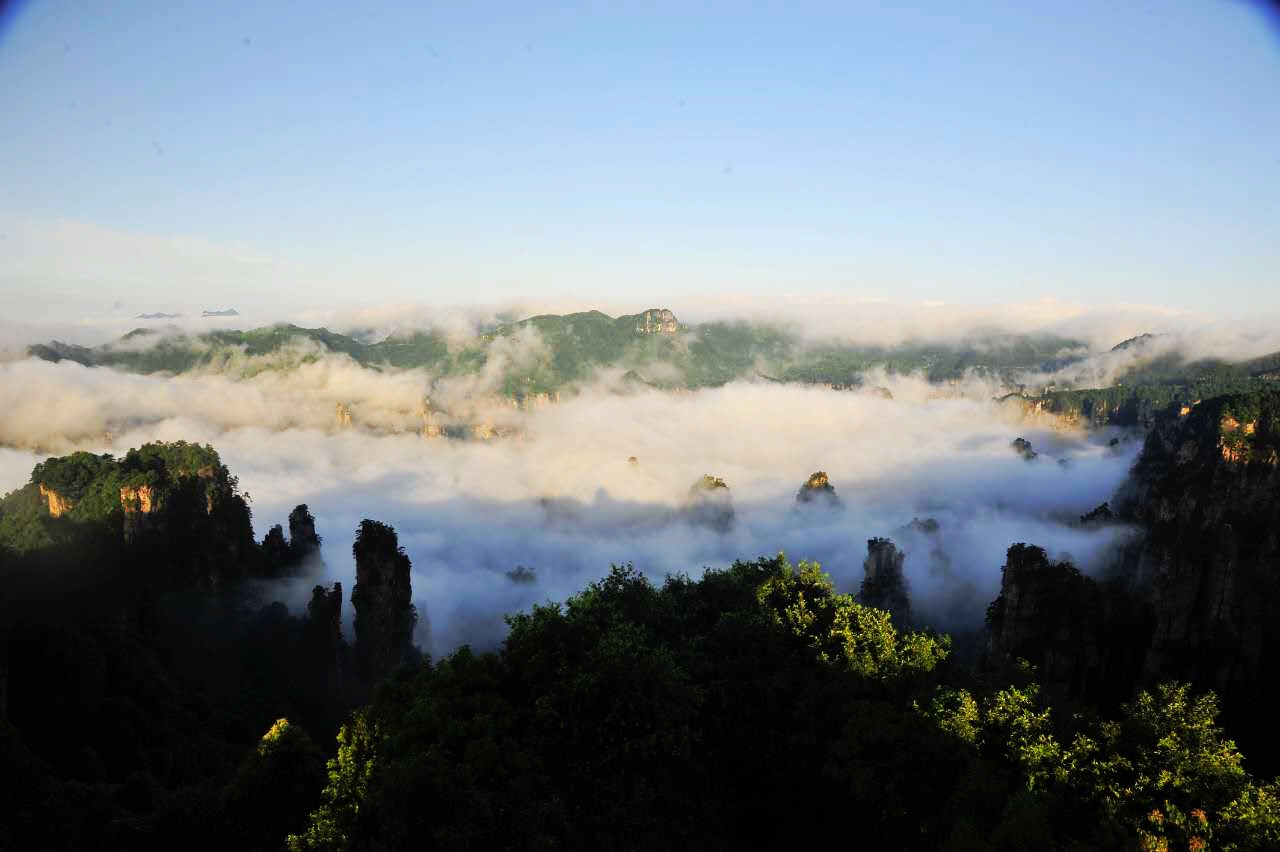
[6,295,1279,357]
[0,348,1143,654]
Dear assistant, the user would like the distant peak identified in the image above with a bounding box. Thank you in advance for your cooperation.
[202,308,240,317]
[136,312,181,319]
[1110,332,1160,352]
[635,308,678,335]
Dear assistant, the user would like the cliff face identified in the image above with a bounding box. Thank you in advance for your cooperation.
[288,504,322,563]
[37,484,75,518]
[262,524,290,566]
[11,444,264,587]
[1055,395,1161,430]
[1117,391,1280,692]
[120,484,159,542]
[635,308,678,336]
[985,544,1150,706]
[258,505,323,577]
[305,582,346,690]
[987,545,1101,696]
[1007,390,1167,431]
[988,391,1280,710]
[351,520,417,684]
[135,467,257,588]
[858,538,911,625]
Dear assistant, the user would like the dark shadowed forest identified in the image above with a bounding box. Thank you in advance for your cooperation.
[3,390,1280,850]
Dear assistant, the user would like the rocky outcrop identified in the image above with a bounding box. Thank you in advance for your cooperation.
[1011,390,1166,431]
[1116,392,1280,694]
[858,538,911,624]
[634,308,678,336]
[37,484,75,518]
[288,504,321,563]
[686,475,734,533]
[984,544,1150,705]
[986,544,1097,691]
[259,506,323,577]
[1010,437,1038,460]
[120,484,156,514]
[351,520,417,684]
[795,471,841,507]
[262,524,290,565]
[120,484,160,542]
[305,582,345,690]
[16,443,262,590]
[989,391,1280,712]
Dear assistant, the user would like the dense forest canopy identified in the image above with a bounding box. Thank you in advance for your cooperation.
[286,558,1280,851]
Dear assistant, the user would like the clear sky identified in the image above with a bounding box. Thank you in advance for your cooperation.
[0,0,1277,322]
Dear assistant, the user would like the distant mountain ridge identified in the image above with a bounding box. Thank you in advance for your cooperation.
[26,310,1280,428]
[27,307,1088,393]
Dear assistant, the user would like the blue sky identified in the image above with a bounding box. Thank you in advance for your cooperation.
[0,0,1277,321]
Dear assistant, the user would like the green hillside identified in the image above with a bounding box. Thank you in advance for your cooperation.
[28,308,1089,393]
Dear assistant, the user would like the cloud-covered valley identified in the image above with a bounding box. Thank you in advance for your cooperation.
[0,353,1142,654]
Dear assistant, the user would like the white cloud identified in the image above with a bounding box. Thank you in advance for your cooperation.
[0,356,1141,653]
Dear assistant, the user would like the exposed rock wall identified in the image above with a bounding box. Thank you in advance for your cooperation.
[984,544,1150,706]
[988,391,1280,712]
[262,524,290,566]
[288,504,321,563]
[37,484,75,518]
[635,308,678,336]
[120,484,159,542]
[1117,392,1280,693]
[306,582,346,690]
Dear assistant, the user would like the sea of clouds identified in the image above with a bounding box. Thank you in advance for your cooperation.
[0,348,1144,654]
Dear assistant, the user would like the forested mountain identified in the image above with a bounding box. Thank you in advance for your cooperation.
[0,443,414,849]
[28,312,1280,442]
[28,308,1086,390]
[4,391,1280,849]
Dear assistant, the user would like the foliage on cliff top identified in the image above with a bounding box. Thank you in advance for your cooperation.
[690,473,729,493]
[0,441,235,553]
[1136,390,1280,475]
